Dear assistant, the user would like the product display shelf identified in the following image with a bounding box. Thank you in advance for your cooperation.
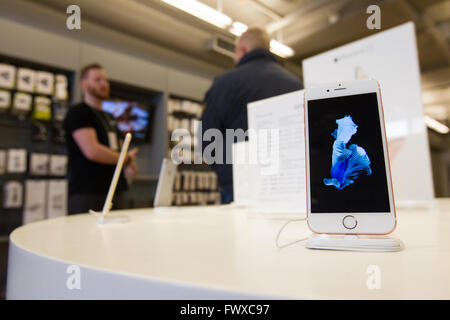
[0,54,74,236]
[167,95,220,206]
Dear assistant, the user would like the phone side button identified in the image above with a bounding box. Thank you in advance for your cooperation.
[343,215,357,230]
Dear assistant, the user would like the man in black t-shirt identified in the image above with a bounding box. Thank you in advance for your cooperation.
[63,64,138,215]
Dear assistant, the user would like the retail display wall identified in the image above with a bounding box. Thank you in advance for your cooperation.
[0,54,73,236]
[167,96,220,206]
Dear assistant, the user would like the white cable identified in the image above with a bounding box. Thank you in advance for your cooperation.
[275,218,309,249]
[88,210,102,217]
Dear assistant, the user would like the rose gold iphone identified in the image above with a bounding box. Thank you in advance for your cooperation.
[304,79,396,234]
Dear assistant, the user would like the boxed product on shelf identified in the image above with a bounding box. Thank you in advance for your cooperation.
[189,171,197,190]
[52,100,69,122]
[195,103,203,118]
[191,119,200,136]
[23,180,47,224]
[47,179,68,218]
[189,192,198,204]
[172,118,180,131]
[168,98,181,113]
[174,172,182,190]
[198,172,207,190]
[181,171,190,191]
[12,92,32,115]
[210,172,218,190]
[180,100,192,113]
[0,63,16,89]
[3,181,23,209]
[31,120,50,142]
[16,68,36,93]
[49,155,68,176]
[55,74,68,100]
[167,115,175,132]
[0,150,6,175]
[29,153,50,176]
[181,192,189,204]
[36,71,54,95]
[55,74,68,85]
[180,118,190,131]
[33,96,52,121]
[0,90,11,112]
[7,149,27,174]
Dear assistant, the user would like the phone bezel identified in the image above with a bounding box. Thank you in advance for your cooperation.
[304,79,396,235]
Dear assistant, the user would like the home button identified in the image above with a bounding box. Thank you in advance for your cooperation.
[343,215,357,230]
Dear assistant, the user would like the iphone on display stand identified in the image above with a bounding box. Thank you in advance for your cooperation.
[304,79,396,235]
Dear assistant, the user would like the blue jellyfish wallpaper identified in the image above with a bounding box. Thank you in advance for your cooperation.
[323,115,372,190]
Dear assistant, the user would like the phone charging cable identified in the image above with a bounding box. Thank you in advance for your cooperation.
[275,218,310,249]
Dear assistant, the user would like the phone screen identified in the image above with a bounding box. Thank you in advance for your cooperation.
[307,92,390,213]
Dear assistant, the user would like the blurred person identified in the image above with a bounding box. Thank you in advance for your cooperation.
[201,27,303,204]
[63,63,139,215]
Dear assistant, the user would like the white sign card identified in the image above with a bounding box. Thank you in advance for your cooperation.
[246,90,306,213]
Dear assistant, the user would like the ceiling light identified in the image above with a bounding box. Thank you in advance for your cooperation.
[230,22,248,36]
[161,0,232,29]
[424,115,450,134]
[270,40,295,58]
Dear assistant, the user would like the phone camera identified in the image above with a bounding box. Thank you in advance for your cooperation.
[327,89,330,92]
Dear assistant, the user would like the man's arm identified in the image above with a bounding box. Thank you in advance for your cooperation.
[73,128,137,165]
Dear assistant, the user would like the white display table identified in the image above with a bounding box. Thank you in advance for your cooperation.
[6,200,450,299]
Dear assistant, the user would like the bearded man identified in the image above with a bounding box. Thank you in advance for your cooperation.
[63,64,138,214]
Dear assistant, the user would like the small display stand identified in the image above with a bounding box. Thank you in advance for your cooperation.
[306,233,404,252]
[89,133,132,225]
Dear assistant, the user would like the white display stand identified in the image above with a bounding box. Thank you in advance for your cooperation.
[90,133,132,225]
[306,234,404,252]
[302,22,434,202]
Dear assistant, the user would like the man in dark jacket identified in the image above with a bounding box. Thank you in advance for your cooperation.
[201,27,303,204]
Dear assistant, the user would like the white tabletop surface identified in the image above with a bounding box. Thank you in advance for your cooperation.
[9,199,450,299]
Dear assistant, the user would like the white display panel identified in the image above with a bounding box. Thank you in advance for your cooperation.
[246,90,306,213]
[302,22,434,201]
